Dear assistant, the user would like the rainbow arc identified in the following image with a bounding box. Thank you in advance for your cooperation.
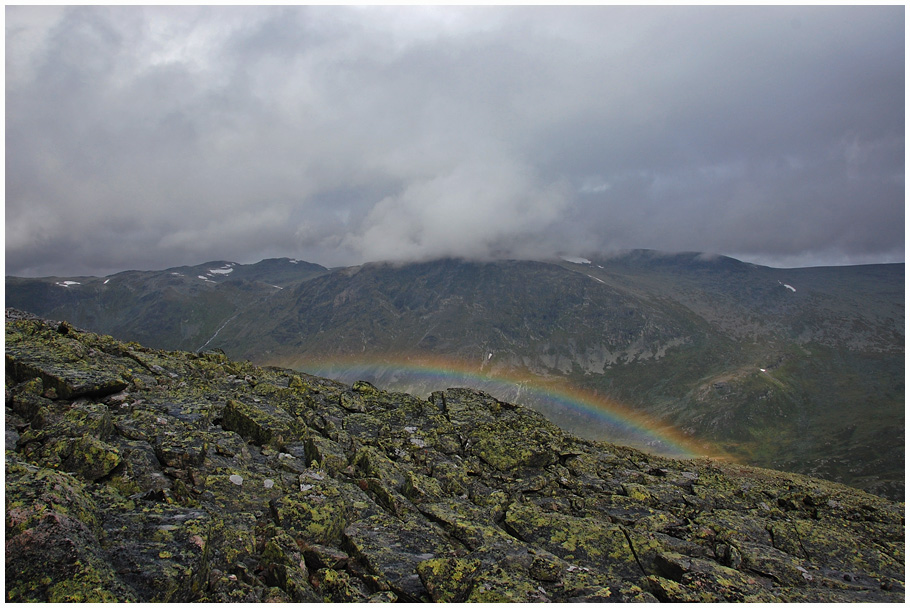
[277,353,727,461]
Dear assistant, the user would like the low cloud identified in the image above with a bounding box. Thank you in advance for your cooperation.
[346,152,572,263]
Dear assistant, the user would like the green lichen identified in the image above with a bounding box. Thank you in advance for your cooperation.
[416,557,481,602]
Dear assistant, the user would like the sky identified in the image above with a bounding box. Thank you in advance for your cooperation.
[5,5,905,277]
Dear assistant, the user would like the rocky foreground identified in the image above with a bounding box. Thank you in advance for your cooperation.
[5,310,905,602]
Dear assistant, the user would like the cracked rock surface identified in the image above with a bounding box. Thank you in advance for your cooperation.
[5,310,904,602]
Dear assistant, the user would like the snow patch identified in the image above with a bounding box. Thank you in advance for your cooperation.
[784,284,796,292]
[588,275,606,284]
[562,256,592,265]
[103,279,111,285]
[55,280,81,288]
[198,275,216,283]
[208,265,234,275]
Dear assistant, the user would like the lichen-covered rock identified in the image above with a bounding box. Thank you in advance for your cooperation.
[416,556,481,602]
[5,312,905,602]
[504,501,642,581]
[221,398,297,446]
[342,511,459,600]
[5,455,136,602]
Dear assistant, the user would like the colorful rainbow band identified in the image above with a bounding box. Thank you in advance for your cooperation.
[273,352,727,461]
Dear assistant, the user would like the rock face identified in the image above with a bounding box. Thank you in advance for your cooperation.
[5,311,905,602]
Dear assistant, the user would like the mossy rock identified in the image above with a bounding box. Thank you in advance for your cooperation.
[465,564,546,602]
[303,434,349,473]
[274,470,376,545]
[504,501,642,581]
[4,315,905,602]
[63,435,122,481]
[769,517,904,585]
[652,551,777,602]
[419,499,515,550]
[221,398,297,446]
[342,511,459,601]
[5,455,134,602]
[416,557,481,602]
[259,532,321,601]
[310,568,374,602]
[470,419,560,470]
[402,470,446,503]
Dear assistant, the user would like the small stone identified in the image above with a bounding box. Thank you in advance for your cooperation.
[229,474,243,486]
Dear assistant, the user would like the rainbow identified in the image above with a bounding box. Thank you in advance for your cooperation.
[272,352,729,461]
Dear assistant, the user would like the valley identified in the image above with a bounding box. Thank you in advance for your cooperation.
[7,250,904,499]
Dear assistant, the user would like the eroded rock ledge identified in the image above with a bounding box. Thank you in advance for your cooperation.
[5,310,904,602]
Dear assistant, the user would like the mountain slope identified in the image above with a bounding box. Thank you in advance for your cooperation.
[5,251,903,499]
[5,311,904,602]
[5,258,329,353]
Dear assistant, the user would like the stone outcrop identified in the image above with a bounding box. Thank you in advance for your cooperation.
[5,311,904,602]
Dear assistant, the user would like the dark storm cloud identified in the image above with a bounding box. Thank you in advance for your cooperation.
[5,5,904,277]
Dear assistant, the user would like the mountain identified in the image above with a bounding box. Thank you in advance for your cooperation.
[5,311,904,602]
[6,251,904,500]
[5,258,329,353]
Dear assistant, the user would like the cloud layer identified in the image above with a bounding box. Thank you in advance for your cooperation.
[6,6,904,276]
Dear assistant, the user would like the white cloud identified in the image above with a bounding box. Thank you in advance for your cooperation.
[348,153,571,262]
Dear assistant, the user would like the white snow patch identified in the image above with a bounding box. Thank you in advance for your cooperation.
[170,272,183,276]
[198,275,216,283]
[588,275,606,284]
[562,256,592,265]
[208,266,234,275]
[783,284,796,292]
[289,259,301,264]
[760,368,767,373]
[55,280,81,288]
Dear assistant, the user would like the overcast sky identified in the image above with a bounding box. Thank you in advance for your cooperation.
[6,5,905,277]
